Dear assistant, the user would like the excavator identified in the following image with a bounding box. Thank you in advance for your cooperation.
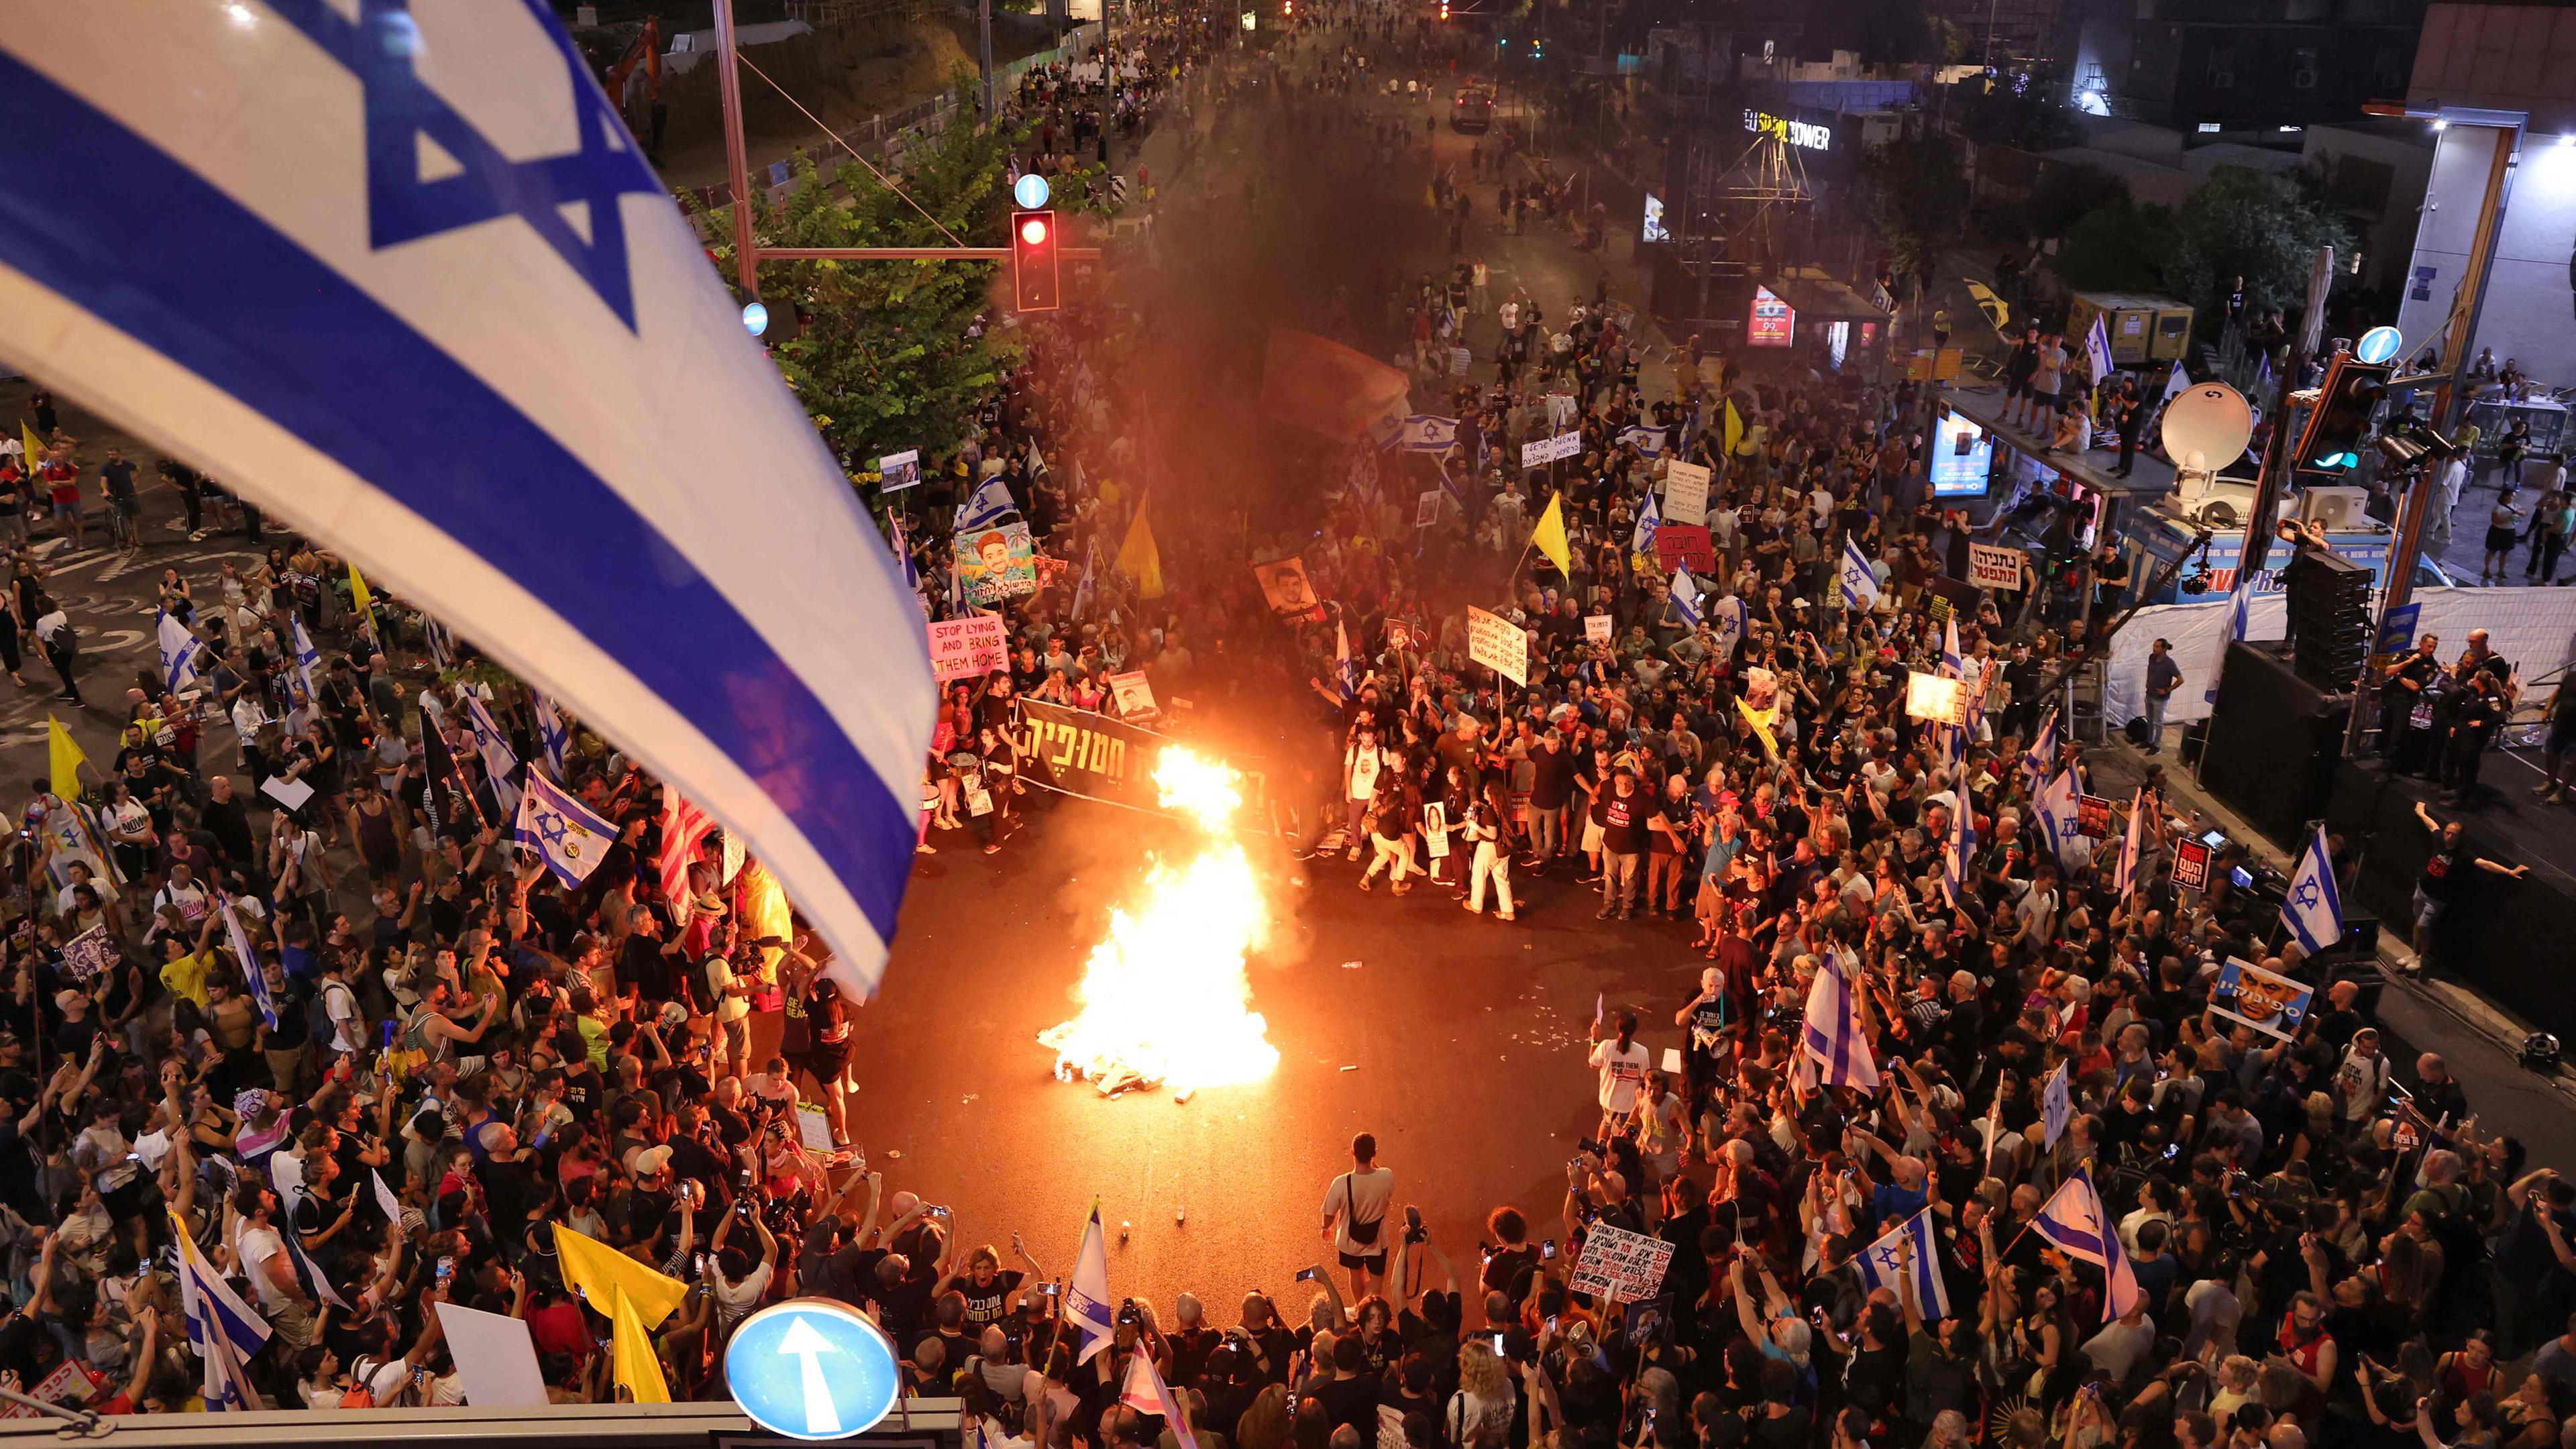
[603,17,667,160]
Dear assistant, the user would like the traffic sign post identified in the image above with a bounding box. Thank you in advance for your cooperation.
[724,1299,902,1440]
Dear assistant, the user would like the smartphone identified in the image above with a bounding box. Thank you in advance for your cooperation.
[1295,1267,1322,1283]
[692,1252,707,1275]
[1546,1315,1558,1332]
[1489,1332,1507,1354]
[1542,1240,1557,1260]
[1037,1282,1061,1297]
[435,1255,454,1282]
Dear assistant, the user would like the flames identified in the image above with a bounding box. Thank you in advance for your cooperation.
[1038,747,1281,1094]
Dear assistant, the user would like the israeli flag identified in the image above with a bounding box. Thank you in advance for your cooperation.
[2041,1059,2074,1149]
[463,693,523,814]
[2256,350,2275,386]
[957,474,1020,532]
[1630,489,1662,569]
[1396,414,1460,453]
[1799,949,1879,1092]
[1071,543,1095,621]
[157,609,204,697]
[2208,580,2251,703]
[0,3,933,993]
[888,514,922,598]
[2021,709,2061,796]
[2032,1168,2144,1322]
[2035,767,2086,873]
[531,690,572,777]
[1615,423,1666,455]
[1670,564,1705,627]
[173,1212,270,1411]
[1939,614,1964,678]
[1839,535,1880,612]
[223,897,277,1031]
[2161,360,2192,406]
[1708,592,1746,656]
[1855,1208,1949,1320]
[1334,616,1356,702]
[2084,315,2114,382]
[2115,786,2148,898]
[290,613,321,706]
[1942,788,1976,907]
[1068,1203,1116,1364]
[516,769,618,888]
[2280,822,2345,955]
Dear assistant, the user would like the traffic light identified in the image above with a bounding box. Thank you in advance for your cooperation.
[1010,209,1059,313]
[2294,355,2391,472]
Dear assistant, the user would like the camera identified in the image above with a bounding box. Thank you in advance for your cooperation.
[1403,1205,1426,1245]
[1117,1297,1142,1327]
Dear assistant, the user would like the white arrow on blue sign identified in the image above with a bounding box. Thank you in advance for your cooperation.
[724,1298,901,1440]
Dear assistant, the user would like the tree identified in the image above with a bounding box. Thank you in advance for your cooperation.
[2053,196,2176,295]
[1957,68,2081,152]
[2026,162,2125,243]
[2165,165,2353,339]
[1859,129,1967,301]
[700,83,1022,473]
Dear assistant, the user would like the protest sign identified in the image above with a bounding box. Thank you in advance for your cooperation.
[1967,543,2027,591]
[1654,525,1714,573]
[797,1105,837,1152]
[1662,461,1711,526]
[877,448,921,492]
[2212,957,2315,1042]
[1014,700,1264,816]
[1903,672,1968,727]
[437,1303,551,1407]
[2076,796,2112,839]
[1568,1223,1674,1301]
[957,519,1038,603]
[59,924,117,983]
[927,615,1010,683]
[1108,671,1157,715]
[1466,606,1530,686]
[0,1363,102,1420]
[1252,557,1322,616]
[1585,615,1614,644]
[2171,837,2212,891]
[1421,801,1450,859]
[1415,490,1443,528]
[1520,431,1582,469]
[260,775,317,813]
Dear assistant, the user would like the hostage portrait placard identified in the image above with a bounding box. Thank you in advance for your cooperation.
[957,520,1038,603]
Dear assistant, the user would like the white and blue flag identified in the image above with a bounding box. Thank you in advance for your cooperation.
[1069,1203,1116,1364]
[1631,488,1662,568]
[2032,1168,2144,1322]
[1839,535,1880,612]
[1943,787,1976,907]
[1669,565,1704,627]
[515,769,619,888]
[289,613,321,707]
[888,513,922,599]
[957,474,1020,532]
[173,1212,270,1411]
[1855,1208,1949,1320]
[2207,578,2253,702]
[222,897,277,1032]
[2280,822,2345,955]
[1615,423,1667,455]
[2021,709,2061,796]
[1334,616,1357,702]
[1395,415,1460,453]
[2041,1059,2074,1149]
[1708,592,1746,657]
[2115,786,2149,898]
[1071,542,1095,621]
[2084,315,2114,382]
[1799,949,1878,1092]
[531,690,572,777]
[463,693,523,814]
[2035,767,2086,873]
[0,1,933,994]
[157,609,204,697]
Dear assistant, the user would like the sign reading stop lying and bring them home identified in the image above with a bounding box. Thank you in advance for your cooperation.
[725,1298,901,1440]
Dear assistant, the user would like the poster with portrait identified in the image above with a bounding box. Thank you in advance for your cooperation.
[956,520,1038,603]
[2212,957,2314,1042]
[1252,557,1323,616]
[877,449,922,492]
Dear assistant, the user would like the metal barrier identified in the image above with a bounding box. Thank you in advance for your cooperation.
[0,1397,966,1449]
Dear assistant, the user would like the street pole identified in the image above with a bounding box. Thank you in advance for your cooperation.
[980,0,998,125]
[1100,0,1115,173]
[715,0,758,299]
[2234,244,2334,587]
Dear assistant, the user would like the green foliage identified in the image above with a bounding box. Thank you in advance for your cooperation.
[2054,196,2176,294]
[1859,129,1967,295]
[1957,69,2081,152]
[2026,162,2124,243]
[699,110,1023,470]
[2165,166,2354,337]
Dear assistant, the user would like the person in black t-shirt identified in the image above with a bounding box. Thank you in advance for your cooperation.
[2407,800,2528,973]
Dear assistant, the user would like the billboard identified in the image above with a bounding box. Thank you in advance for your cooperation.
[1929,410,1993,496]
[1748,286,1794,347]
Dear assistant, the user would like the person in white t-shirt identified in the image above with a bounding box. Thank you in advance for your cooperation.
[1320,1131,1397,1298]
[707,1200,779,1330]
[1587,1010,1651,1135]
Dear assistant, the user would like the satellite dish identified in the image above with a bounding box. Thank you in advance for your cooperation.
[2161,382,2254,472]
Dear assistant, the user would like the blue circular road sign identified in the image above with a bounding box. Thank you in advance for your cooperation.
[2356,325,2402,364]
[1014,172,1052,209]
[725,1299,900,1440]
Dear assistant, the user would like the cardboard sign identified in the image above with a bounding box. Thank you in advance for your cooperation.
[1415,490,1444,528]
[2212,956,2315,1042]
[1108,671,1156,714]
[2076,795,2113,840]
[1466,606,1530,687]
[0,1362,101,1419]
[1903,671,1968,727]
[2171,837,2212,892]
[927,615,1010,683]
[1252,557,1321,615]
[1967,543,2027,591]
[1568,1222,1675,1301]
[797,1104,837,1152]
[1585,614,1614,644]
[1520,431,1582,469]
[1663,460,1711,526]
[59,923,117,983]
[1421,801,1450,859]
[877,449,922,492]
[1386,621,1413,651]
[1654,525,1715,573]
[435,1302,550,1407]
[957,519,1038,603]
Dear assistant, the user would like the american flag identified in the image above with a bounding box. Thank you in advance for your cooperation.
[659,788,717,906]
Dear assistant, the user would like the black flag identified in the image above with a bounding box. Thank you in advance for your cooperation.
[418,715,463,833]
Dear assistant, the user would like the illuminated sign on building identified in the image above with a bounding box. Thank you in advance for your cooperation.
[1743,109,1831,152]
[1748,285,1794,346]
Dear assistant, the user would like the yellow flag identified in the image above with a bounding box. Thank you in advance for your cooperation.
[1530,493,1572,577]
[1737,698,1780,760]
[610,1285,672,1404]
[551,1222,687,1329]
[20,422,45,474]
[1118,500,1164,600]
[348,563,374,614]
[1723,400,1746,458]
[46,716,86,802]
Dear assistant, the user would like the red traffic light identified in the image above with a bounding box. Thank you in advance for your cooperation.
[1010,208,1059,313]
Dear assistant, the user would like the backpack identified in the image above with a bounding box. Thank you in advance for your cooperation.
[309,979,348,1048]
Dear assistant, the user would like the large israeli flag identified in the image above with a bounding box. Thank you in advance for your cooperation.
[1396,414,1460,453]
[157,609,204,697]
[1854,1208,1949,1320]
[517,769,619,888]
[2280,822,2345,955]
[956,474,1020,532]
[0,3,932,992]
